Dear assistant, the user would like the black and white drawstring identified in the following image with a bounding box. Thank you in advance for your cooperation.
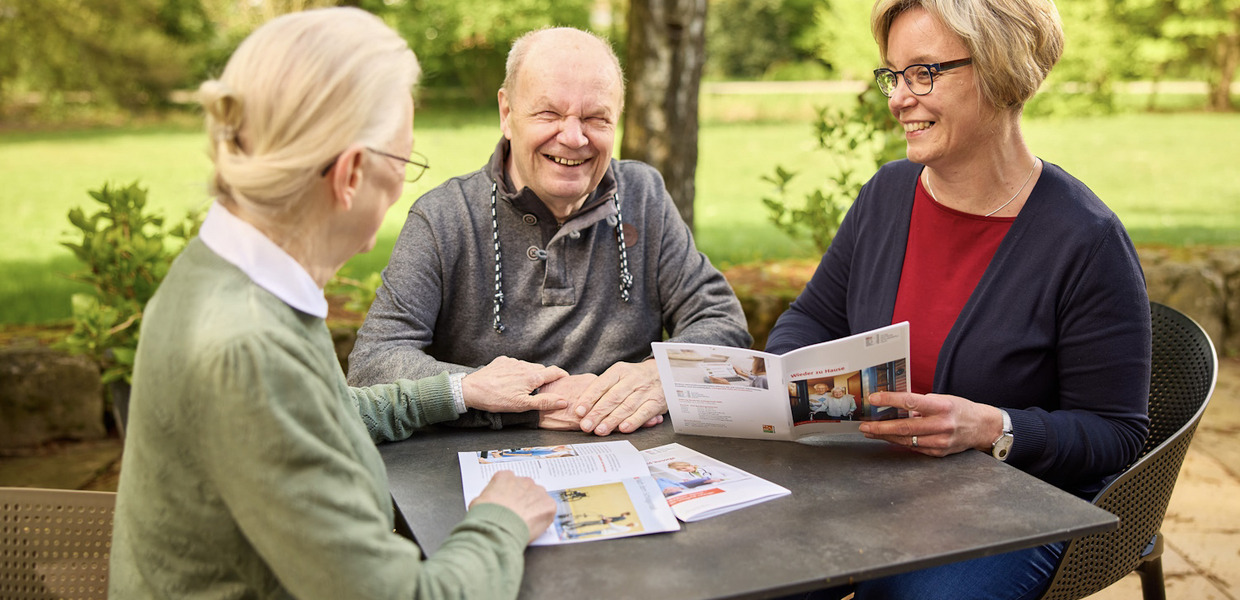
[610,196,634,302]
[489,183,632,333]
[489,182,505,333]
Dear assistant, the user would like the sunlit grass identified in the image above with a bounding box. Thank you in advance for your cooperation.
[2,102,1238,324]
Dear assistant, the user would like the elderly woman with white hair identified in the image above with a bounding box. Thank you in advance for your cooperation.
[767,0,1150,598]
[109,8,564,599]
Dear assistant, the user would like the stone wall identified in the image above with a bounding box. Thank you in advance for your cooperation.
[1139,247,1240,359]
[0,347,105,449]
[724,248,1240,358]
[2,247,1236,448]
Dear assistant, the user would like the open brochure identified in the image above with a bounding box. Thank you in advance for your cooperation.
[458,440,680,545]
[652,322,911,440]
[641,443,790,522]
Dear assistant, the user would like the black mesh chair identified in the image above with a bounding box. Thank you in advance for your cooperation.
[1037,302,1218,600]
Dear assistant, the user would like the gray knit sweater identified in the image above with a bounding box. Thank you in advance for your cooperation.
[347,140,750,421]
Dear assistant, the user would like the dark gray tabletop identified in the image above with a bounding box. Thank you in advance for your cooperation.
[380,423,1117,599]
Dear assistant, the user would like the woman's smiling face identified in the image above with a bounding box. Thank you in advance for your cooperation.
[884,7,994,168]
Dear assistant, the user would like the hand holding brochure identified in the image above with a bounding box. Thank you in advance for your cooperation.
[458,440,680,545]
[652,322,911,440]
[642,443,790,522]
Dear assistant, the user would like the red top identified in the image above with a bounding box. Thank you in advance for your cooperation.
[892,177,1014,394]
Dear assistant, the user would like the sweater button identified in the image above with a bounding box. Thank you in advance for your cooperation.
[522,214,538,225]
[568,230,581,240]
[526,246,547,261]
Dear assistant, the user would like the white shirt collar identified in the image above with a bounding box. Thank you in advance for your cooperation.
[198,201,329,318]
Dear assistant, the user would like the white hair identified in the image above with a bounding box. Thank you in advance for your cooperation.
[197,7,420,228]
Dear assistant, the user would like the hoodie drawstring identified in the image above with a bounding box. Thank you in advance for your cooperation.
[489,184,631,334]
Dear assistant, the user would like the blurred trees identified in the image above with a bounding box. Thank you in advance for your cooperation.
[0,0,1235,121]
[1121,0,1240,111]
[0,0,211,115]
[359,0,597,104]
[705,0,825,80]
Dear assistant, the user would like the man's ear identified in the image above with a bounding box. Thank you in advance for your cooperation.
[498,88,513,140]
[328,144,367,211]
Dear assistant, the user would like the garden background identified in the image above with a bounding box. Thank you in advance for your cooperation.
[2,0,1238,329]
[3,4,1240,596]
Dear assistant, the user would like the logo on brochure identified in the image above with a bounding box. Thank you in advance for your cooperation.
[762,424,775,434]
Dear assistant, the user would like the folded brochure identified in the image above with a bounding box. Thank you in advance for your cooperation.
[641,442,790,522]
[652,322,911,440]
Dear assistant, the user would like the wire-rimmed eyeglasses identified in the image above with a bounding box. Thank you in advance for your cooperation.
[319,147,430,183]
[873,58,973,97]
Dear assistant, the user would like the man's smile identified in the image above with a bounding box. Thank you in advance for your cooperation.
[547,154,587,167]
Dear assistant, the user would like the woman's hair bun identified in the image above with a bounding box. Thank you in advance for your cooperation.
[198,79,243,150]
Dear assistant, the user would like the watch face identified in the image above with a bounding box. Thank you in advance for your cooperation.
[993,434,1014,461]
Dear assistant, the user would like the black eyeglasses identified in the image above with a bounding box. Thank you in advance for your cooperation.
[873,58,973,97]
[319,147,430,183]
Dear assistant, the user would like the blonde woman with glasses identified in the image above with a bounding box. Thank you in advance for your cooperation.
[767,1,1150,598]
[110,8,565,599]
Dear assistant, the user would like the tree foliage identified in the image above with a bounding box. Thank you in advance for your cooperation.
[762,88,904,253]
[1128,0,1240,110]
[705,0,825,80]
[809,0,879,80]
[0,0,211,115]
[359,0,596,103]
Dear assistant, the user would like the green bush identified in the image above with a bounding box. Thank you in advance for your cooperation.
[761,87,905,253]
[58,182,203,384]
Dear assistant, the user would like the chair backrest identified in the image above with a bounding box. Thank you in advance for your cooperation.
[1037,302,1218,600]
[0,487,117,600]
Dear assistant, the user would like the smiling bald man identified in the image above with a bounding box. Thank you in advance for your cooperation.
[347,27,750,437]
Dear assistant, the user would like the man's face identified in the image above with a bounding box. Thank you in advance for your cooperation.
[499,38,622,215]
[813,384,828,395]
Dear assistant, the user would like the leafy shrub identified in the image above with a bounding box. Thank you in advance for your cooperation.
[58,182,203,384]
[761,87,905,253]
[327,272,384,317]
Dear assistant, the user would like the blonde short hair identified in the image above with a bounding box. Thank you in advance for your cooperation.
[197,7,420,221]
[870,0,1063,109]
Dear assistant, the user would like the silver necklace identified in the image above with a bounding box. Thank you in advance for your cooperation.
[924,159,1039,217]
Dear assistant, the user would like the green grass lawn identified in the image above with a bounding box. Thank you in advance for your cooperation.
[2,106,1238,325]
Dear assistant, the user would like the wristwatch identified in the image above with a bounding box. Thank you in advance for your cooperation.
[991,409,1014,461]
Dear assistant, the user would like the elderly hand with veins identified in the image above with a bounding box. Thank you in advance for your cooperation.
[460,356,571,414]
[567,359,666,436]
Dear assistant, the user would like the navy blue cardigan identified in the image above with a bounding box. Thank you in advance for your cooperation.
[767,159,1151,498]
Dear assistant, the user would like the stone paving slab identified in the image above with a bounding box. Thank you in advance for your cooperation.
[0,438,122,490]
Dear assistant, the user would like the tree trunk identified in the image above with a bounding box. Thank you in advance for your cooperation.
[1208,10,1240,111]
[621,0,708,231]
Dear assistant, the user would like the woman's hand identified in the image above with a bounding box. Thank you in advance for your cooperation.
[461,356,569,414]
[536,374,597,430]
[470,470,556,544]
[859,392,1006,457]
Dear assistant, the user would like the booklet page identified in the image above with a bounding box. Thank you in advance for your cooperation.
[642,443,790,522]
[653,322,911,441]
[458,440,680,545]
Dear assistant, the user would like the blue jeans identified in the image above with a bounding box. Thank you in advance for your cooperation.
[852,540,1067,600]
